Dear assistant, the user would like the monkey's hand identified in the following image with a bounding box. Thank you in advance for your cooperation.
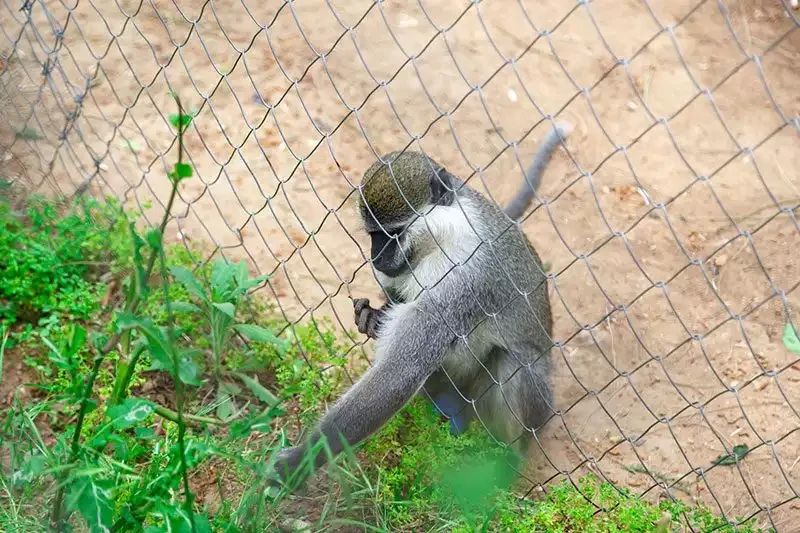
[353,298,384,339]
[268,446,306,490]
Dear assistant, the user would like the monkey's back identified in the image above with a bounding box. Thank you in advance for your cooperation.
[449,184,553,361]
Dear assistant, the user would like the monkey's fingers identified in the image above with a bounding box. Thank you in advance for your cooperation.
[356,307,373,336]
[353,298,370,316]
[365,311,380,339]
[269,447,308,493]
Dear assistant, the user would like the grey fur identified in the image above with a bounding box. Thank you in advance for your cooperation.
[503,122,571,221]
[273,126,570,485]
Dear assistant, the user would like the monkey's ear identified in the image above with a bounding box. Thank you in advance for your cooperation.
[430,168,455,206]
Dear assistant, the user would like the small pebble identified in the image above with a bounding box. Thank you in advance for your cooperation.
[279,518,311,532]
[398,14,418,27]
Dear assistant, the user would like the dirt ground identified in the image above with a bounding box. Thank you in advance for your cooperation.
[2,0,800,529]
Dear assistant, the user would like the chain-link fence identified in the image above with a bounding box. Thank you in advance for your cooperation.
[1,0,799,529]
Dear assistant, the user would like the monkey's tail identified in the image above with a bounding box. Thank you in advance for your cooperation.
[504,121,572,221]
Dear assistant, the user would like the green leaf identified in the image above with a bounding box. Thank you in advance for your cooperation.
[230,408,283,439]
[169,266,208,303]
[118,316,175,373]
[145,229,163,252]
[216,382,235,421]
[178,355,203,387]
[239,272,270,292]
[219,380,242,396]
[42,337,72,372]
[12,453,47,486]
[182,439,214,469]
[107,398,155,429]
[233,260,250,286]
[66,474,113,533]
[713,444,749,466]
[153,505,212,533]
[173,162,193,180]
[15,126,41,140]
[135,427,156,440]
[212,302,235,318]
[68,325,88,358]
[232,323,279,344]
[783,322,800,355]
[211,258,236,296]
[168,113,193,130]
[235,372,279,407]
[115,311,144,331]
[144,344,172,373]
[166,301,202,314]
[128,222,149,299]
[117,315,168,350]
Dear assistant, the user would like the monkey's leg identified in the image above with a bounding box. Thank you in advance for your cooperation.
[472,347,553,456]
[419,370,474,435]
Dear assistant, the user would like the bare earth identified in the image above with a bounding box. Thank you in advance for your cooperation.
[2,0,799,529]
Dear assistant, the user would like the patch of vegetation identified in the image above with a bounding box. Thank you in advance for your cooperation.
[0,96,773,533]
[0,194,118,325]
[354,399,768,532]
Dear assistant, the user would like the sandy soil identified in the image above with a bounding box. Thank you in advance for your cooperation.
[2,0,799,529]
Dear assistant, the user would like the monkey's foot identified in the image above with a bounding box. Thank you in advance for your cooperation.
[431,393,470,436]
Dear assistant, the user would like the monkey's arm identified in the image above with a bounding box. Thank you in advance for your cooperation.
[275,302,456,481]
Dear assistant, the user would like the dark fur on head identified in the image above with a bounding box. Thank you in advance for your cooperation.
[358,151,454,229]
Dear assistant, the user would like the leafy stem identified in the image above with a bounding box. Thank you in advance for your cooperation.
[49,94,192,531]
[111,94,191,405]
[156,241,196,531]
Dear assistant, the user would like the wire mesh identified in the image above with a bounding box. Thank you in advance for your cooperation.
[0,0,798,529]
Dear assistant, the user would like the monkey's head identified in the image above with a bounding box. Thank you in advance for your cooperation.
[357,151,455,277]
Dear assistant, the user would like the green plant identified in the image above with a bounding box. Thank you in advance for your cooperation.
[0,193,113,325]
[39,93,220,531]
[165,257,287,419]
[267,319,349,420]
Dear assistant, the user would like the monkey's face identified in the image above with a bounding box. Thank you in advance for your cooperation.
[364,217,410,278]
[358,151,455,277]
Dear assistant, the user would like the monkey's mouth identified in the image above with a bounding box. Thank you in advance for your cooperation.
[372,261,408,278]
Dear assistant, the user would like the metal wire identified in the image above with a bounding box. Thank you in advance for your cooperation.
[1,0,798,530]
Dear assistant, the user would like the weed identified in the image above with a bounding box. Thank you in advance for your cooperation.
[0,193,117,325]
[0,95,288,532]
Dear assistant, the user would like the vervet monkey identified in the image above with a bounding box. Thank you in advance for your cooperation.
[273,123,571,485]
